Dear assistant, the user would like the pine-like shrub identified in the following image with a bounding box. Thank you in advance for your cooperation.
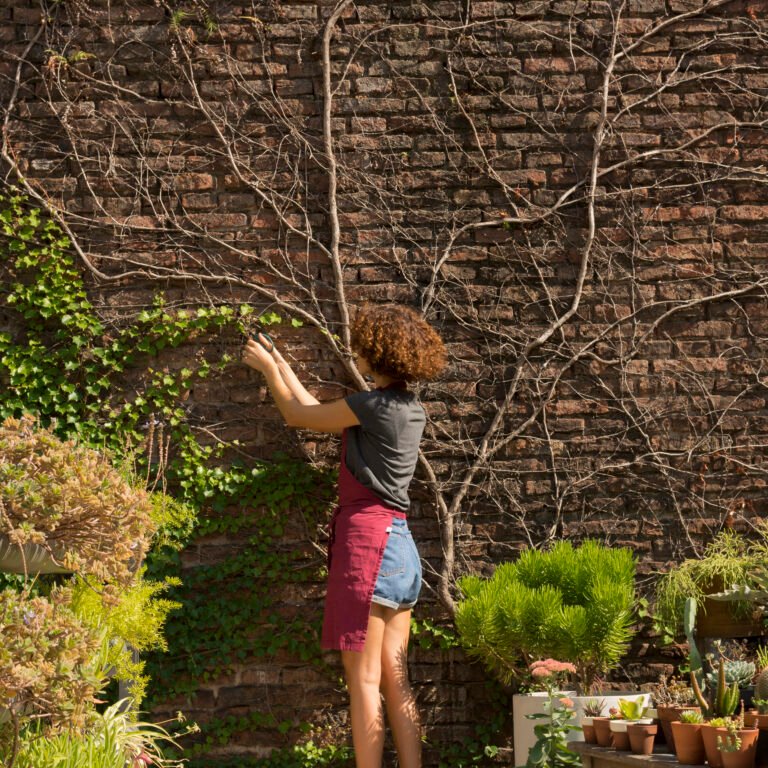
[455,540,637,692]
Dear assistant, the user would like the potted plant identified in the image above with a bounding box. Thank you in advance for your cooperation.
[717,715,759,768]
[671,710,706,764]
[653,676,699,752]
[617,697,657,755]
[0,415,155,584]
[703,718,731,768]
[608,708,631,751]
[580,699,605,745]
[654,529,768,642]
[455,540,643,762]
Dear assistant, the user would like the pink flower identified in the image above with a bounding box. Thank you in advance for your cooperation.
[531,666,553,678]
[529,659,576,675]
[559,697,574,707]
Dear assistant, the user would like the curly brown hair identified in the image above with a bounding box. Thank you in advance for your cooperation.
[350,303,446,382]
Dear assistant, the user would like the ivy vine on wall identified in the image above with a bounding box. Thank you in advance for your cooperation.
[0,193,342,760]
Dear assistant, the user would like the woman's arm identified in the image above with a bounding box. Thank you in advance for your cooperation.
[243,336,360,433]
[272,346,319,406]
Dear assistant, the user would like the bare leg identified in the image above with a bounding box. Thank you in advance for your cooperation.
[379,606,421,768]
[341,608,387,768]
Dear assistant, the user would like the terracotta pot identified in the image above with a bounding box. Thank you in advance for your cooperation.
[671,721,705,765]
[593,717,611,747]
[719,729,759,768]
[610,720,631,751]
[658,706,701,753]
[702,724,728,768]
[755,728,768,768]
[747,712,759,729]
[756,715,768,730]
[581,718,597,745]
[628,722,658,756]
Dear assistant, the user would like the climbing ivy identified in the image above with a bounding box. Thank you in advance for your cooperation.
[0,193,339,760]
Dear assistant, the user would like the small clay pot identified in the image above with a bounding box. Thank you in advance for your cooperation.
[756,715,768,730]
[719,729,759,768]
[610,720,631,751]
[658,705,701,753]
[581,717,597,745]
[628,722,658,756]
[671,721,705,765]
[747,712,759,729]
[702,724,728,768]
[593,717,612,747]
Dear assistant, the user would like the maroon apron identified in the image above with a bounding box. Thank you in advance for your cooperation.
[321,429,406,652]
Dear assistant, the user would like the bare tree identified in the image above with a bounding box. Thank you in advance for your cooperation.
[1,0,766,624]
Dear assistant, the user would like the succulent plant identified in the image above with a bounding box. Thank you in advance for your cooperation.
[618,697,648,720]
[705,660,755,690]
[679,710,705,724]
[583,699,606,717]
[691,656,740,718]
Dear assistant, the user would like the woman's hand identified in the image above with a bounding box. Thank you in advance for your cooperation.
[242,335,278,374]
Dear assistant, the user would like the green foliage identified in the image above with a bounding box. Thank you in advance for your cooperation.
[526,698,581,768]
[69,572,181,704]
[455,540,637,692]
[0,194,345,757]
[654,529,768,640]
[10,698,195,768]
[144,457,336,704]
[186,739,353,768]
[679,710,704,724]
[411,616,460,649]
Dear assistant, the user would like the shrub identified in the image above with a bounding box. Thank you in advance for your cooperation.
[455,540,637,692]
[0,587,105,735]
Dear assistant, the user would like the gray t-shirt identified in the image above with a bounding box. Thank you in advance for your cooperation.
[344,387,426,512]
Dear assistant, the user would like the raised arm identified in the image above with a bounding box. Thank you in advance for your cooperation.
[271,346,319,406]
[243,335,360,434]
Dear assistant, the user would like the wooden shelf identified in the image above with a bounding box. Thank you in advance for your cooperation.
[567,742,704,768]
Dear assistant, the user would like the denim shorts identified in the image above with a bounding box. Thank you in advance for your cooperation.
[372,518,422,610]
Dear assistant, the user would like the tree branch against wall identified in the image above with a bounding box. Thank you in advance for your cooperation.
[1,0,767,622]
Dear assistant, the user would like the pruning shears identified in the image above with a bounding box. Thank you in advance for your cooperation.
[251,331,274,353]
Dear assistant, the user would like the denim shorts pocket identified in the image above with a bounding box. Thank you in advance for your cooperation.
[378,529,406,577]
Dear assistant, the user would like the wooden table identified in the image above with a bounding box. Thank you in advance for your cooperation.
[567,742,704,768]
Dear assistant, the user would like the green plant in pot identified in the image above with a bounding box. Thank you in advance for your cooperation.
[0,415,156,583]
[580,699,606,745]
[455,540,638,693]
[654,530,768,643]
[671,710,706,765]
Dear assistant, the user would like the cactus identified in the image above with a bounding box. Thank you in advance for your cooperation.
[690,656,740,718]
[684,597,704,676]
[706,660,755,690]
[756,668,768,701]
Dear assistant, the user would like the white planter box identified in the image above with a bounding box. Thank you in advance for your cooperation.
[512,691,652,767]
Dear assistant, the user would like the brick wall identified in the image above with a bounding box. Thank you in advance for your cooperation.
[1,0,767,763]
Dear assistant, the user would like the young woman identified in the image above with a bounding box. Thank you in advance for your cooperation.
[242,303,446,768]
